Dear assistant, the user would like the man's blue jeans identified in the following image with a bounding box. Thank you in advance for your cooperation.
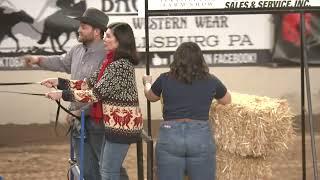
[100,139,130,180]
[72,118,129,180]
[156,120,216,180]
[72,118,104,180]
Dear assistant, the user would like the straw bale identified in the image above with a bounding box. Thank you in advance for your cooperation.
[216,149,272,180]
[210,92,295,157]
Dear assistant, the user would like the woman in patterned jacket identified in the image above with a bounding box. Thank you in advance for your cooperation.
[41,22,142,180]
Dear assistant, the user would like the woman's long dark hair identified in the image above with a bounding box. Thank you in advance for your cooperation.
[107,22,139,65]
[169,42,211,84]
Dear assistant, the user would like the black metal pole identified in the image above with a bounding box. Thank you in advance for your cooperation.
[300,12,306,180]
[137,139,144,180]
[147,140,154,180]
[300,12,319,180]
[145,0,154,179]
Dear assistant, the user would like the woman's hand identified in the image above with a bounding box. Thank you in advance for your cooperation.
[142,75,152,86]
[142,75,160,102]
[45,90,62,100]
[81,79,89,90]
[41,78,58,88]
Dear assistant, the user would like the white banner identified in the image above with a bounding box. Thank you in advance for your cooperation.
[0,0,275,68]
[109,14,273,52]
[147,0,320,10]
[0,0,272,53]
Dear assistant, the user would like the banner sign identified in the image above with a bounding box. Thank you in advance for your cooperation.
[0,49,272,70]
[138,50,270,67]
[4,0,318,70]
[130,15,273,52]
[148,0,320,10]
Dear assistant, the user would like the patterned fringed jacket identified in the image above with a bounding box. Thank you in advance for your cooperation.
[58,58,142,144]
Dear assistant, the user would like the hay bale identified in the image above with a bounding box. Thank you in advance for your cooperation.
[216,149,272,180]
[210,92,295,157]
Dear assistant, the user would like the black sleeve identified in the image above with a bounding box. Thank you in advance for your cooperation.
[57,78,71,90]
[62,90,75,102]
[214,77,227,99]
[151,74,164,97]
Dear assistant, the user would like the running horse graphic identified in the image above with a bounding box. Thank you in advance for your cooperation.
[37,0,86,52]
[0,7,34,52]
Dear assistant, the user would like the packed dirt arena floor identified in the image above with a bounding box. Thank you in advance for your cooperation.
[0,117,320,180]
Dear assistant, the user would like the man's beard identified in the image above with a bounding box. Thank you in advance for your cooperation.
[78,34,94,45]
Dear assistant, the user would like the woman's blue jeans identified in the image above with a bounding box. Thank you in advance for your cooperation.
[156,120,216,180]
[100,138,130,180]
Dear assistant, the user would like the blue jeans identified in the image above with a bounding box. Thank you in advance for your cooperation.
[73,118,129,180]
[72,118,105,180]
[156,120,216,180]
[100,139,130,180]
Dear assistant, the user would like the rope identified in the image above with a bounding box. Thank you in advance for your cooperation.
[0,82,40,86]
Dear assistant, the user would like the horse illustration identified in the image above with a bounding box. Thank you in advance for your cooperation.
[0,7,34,52]
[37,0,86,52]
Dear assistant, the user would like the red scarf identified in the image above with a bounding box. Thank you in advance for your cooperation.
[90,51,114,123]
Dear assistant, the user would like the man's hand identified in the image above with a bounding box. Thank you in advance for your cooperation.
[65,110,80,125]
[23,55,41,67]
[65,114,74,126]
[41,78,58,88]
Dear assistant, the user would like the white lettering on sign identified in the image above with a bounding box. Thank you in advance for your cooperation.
[213,53,257,64]
[0,57,24,68]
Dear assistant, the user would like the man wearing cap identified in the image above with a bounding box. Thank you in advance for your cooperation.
[24,8,128,180]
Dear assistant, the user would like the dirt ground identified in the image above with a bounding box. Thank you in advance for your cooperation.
[0,122,320,180]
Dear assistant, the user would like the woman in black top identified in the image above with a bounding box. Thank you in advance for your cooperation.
[143,42,231,180]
